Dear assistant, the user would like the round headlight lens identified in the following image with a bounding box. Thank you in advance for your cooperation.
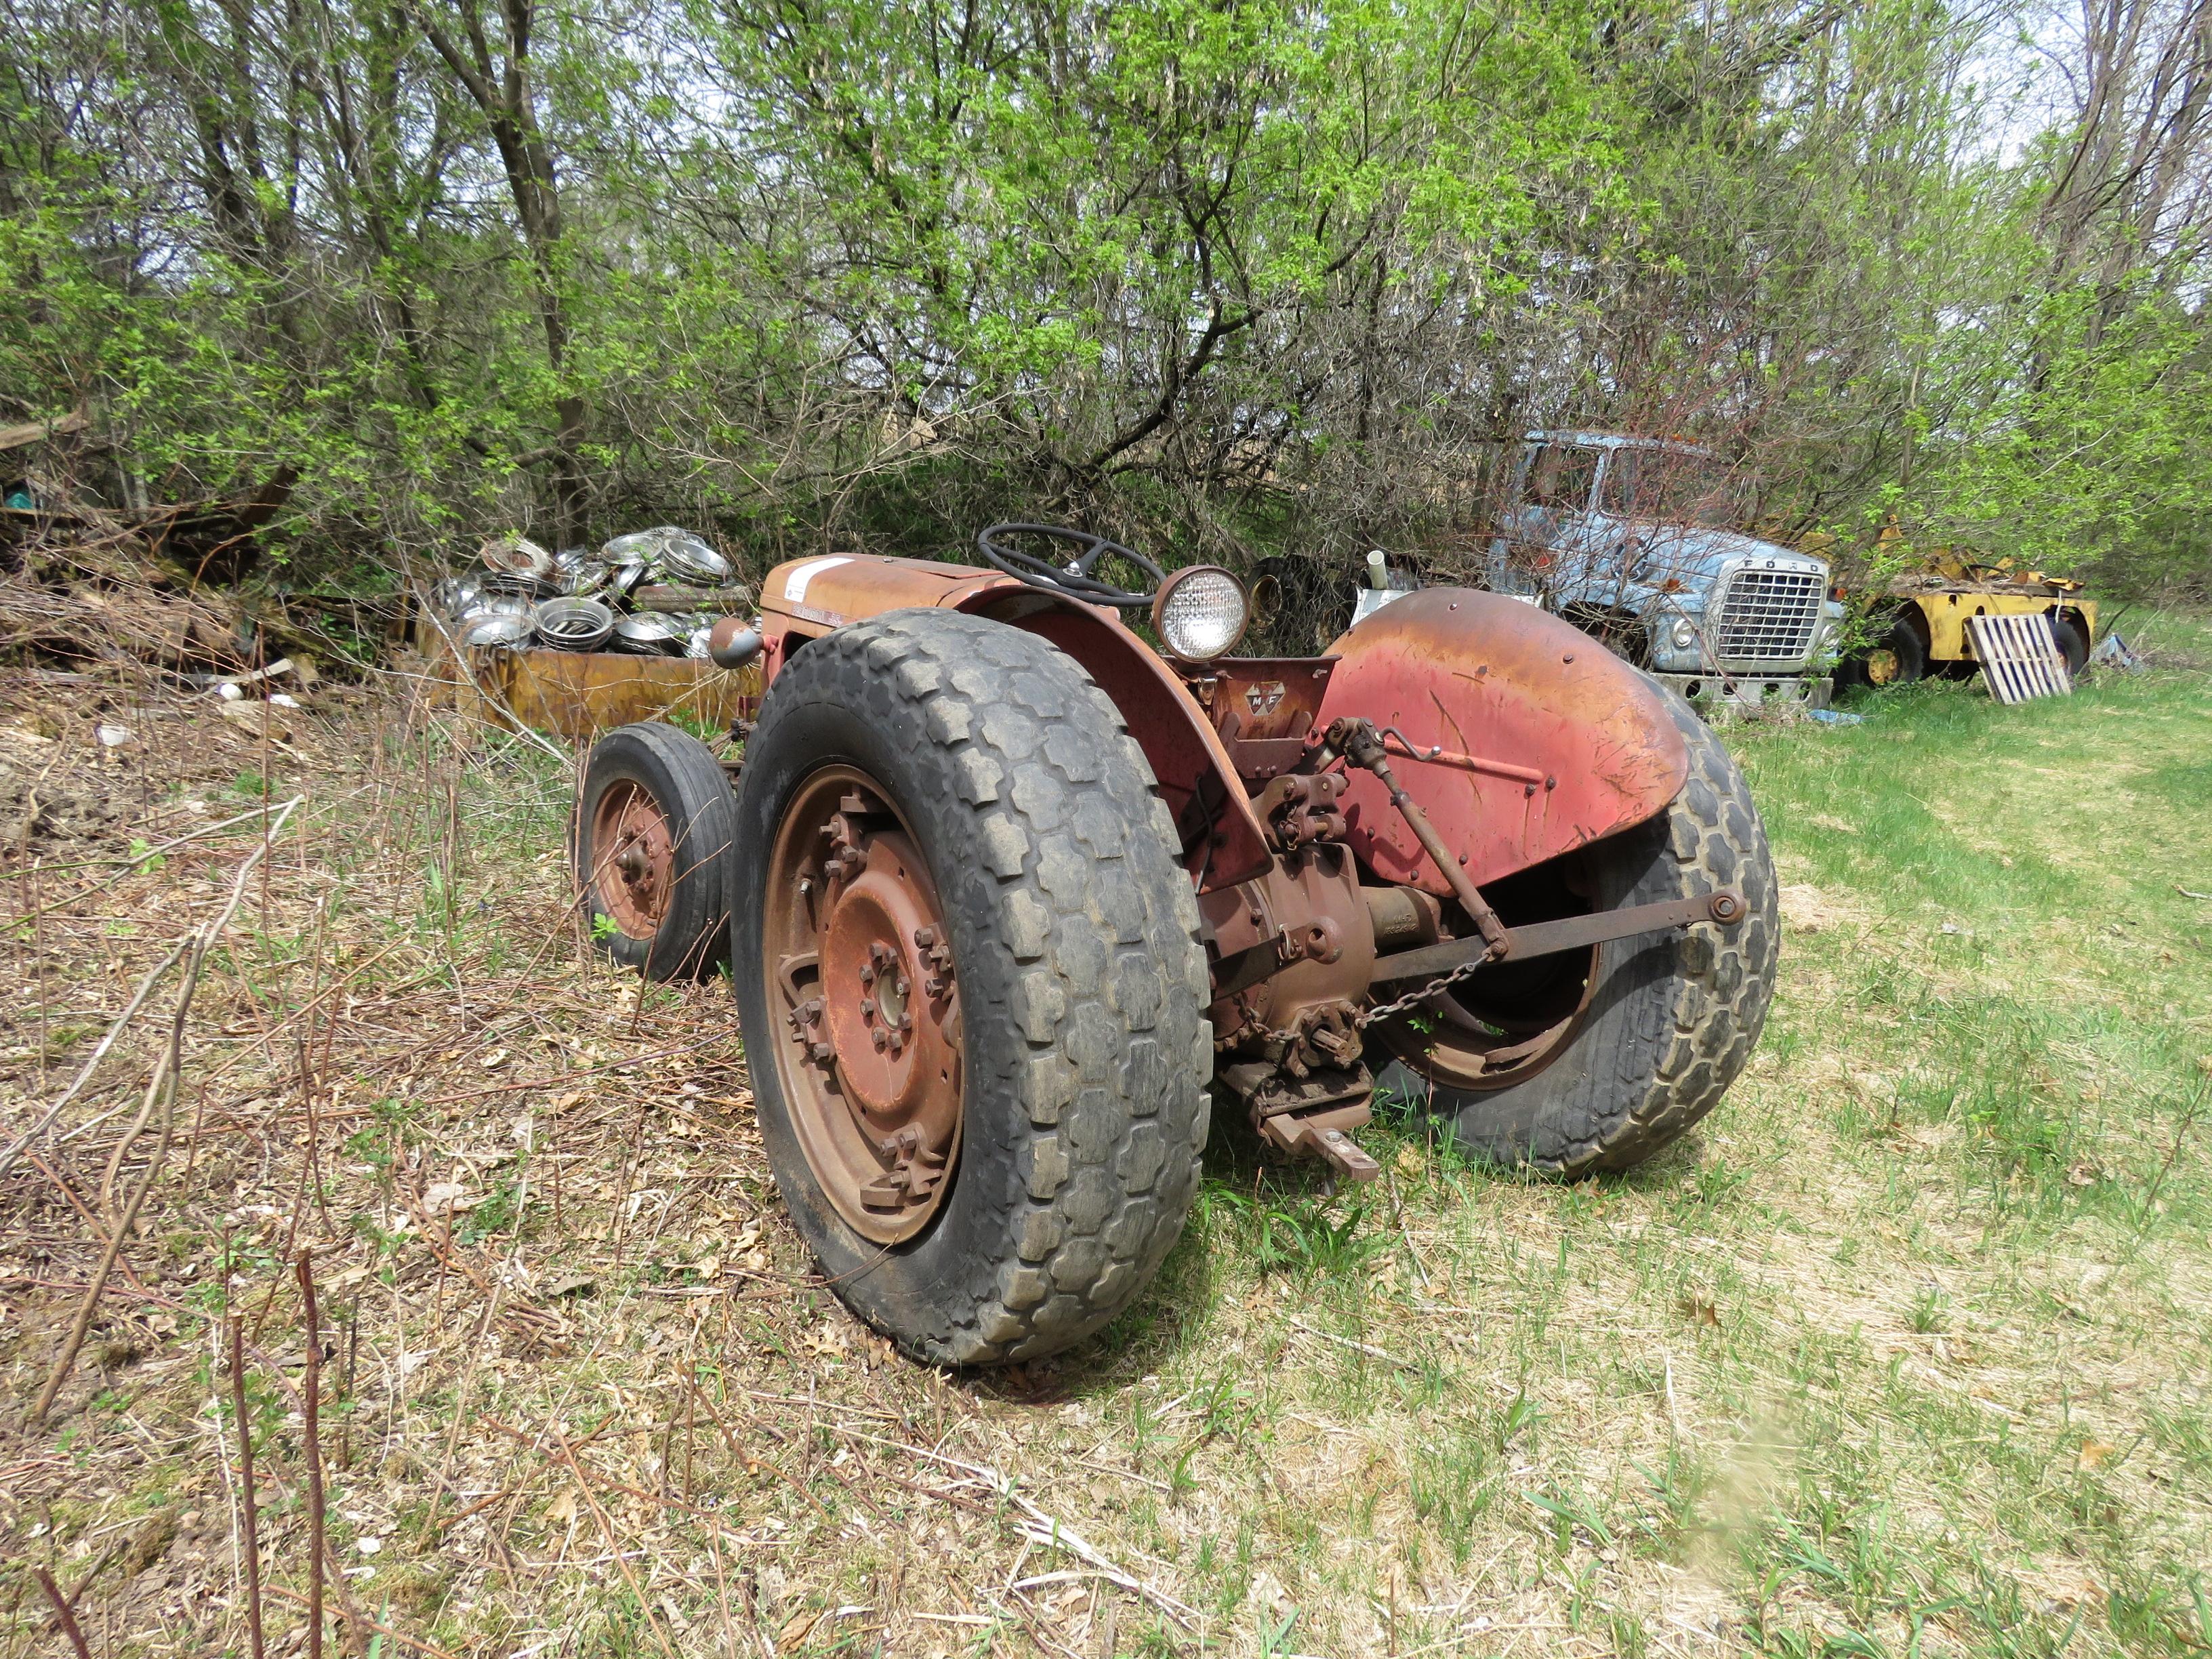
[1671,617,1698,650]
[1153,566,1250,661]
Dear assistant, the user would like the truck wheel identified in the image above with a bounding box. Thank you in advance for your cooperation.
[1374,691,1776,1176]
[2051,613,2090,676]
[1860,614,1927,687]
[573,723,736,980]
[731,610,1210,1366]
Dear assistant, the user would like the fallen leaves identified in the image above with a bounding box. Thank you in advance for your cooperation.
[1678,1294,1722,1328]
[775,1607,825,1647]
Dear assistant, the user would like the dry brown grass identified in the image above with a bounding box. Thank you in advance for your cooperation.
[3,617,2209,1659]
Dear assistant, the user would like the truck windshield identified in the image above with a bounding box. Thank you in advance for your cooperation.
[1599,449,1744,527]
[1526,445,1601,512]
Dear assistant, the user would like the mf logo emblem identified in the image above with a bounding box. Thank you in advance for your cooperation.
[1244,681,1287,719]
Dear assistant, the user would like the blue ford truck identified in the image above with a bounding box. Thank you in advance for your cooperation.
[1483,432,1843,710]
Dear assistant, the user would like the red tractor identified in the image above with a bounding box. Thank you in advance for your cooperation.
[573,527,1776,1364]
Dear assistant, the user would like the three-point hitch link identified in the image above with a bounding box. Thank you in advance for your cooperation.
[1329,718,1513,960]
[1325,715,1746,985]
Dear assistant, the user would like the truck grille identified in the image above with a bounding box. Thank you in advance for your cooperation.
[1715,569,1822,664]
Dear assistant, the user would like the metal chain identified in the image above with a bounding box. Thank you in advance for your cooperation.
[1355,948,1496,1029]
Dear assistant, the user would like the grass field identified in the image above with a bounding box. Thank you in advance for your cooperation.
[3,615,2208,1659]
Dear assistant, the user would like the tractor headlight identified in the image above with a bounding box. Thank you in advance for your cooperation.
[1671,617,1698,650]
[1153,566,1250,661]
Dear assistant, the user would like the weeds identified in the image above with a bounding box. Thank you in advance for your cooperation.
[1211,1189,1387,1275]
[3,628,2210,1656]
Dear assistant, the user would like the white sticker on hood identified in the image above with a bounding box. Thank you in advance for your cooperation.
[783,556,851,605]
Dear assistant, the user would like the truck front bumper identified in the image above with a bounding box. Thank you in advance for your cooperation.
[1650,671,1832,714]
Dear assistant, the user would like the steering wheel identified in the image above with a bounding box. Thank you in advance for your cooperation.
[976,523,1164,609]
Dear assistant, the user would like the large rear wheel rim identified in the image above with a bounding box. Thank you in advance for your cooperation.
[1372,865,1601,1092]
[1376,945,1599,1091]
[763,765,962,1244]
[591,781,676,939]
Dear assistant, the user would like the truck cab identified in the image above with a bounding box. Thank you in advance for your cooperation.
[1488,432,1843,710]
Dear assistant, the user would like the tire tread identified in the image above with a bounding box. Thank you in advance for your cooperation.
[746,611,1209,1365]
[1550,695,1779,1173]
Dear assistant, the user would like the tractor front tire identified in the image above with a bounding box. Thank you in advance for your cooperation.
[573,723,737,981]
[732,610,1211,1366]
[1407,691,1778,1176]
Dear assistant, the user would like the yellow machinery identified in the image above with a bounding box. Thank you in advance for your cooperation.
[1832,537,2098,689]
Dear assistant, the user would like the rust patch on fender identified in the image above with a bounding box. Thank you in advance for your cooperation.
[1318,589,1689,893]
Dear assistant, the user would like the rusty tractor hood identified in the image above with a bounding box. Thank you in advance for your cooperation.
[1318,588,1689,893]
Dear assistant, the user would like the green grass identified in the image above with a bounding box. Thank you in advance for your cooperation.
[1098,621,2212,1656]
[9,615,2209,1659]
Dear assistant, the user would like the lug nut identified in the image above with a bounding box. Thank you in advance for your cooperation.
[914,927,936,949]
[859,997,876,1019]
[888,1032,905,1057]
[872,1027,889,1051]
[859,964,875,986]
[895,975,909,997]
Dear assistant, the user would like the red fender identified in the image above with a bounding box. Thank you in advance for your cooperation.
[1317,589,1689,894]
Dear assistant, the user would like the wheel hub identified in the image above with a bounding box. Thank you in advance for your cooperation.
[821,847,953,1122]
[592,782,674,937]
[766,773,962,1242]
[1866,647,1901,687]
[1374,865,1600,1093]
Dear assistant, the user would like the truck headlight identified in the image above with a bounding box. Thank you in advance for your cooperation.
[1153,566,1250,661]
[1671,617,1698,650]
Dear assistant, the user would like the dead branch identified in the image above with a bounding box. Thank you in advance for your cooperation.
[32,1566,94,1659]
[0,940,188,1183]
[29,797,302,1425]
[229,1311,268,1659]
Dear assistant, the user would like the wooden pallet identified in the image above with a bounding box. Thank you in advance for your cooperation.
[1968,611,2072,704]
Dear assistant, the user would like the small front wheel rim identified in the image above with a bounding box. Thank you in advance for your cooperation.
[1866,647,1902,687]
[590,781,676,939]
[763,766,962,1244]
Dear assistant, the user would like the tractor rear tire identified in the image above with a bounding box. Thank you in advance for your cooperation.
[731,610,1211,1366]
[1406,691,1778,1176]
[573,723,736,980]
